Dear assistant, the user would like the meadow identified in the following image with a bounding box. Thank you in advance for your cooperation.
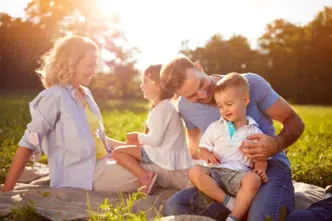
[0,92,331,187]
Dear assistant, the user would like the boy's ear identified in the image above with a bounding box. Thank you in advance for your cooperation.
[244,95,250,106]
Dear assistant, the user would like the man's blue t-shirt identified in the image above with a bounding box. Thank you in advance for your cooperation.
[178,73,290,167]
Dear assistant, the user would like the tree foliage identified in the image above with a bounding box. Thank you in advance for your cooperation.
[0,0,140,98]
[181,7,332,104]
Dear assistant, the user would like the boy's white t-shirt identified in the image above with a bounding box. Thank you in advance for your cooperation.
[137,99,192,170]
[199,116,262,171]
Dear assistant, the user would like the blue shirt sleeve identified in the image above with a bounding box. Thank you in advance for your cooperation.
[18,91,60,152]
[246,73,280,111]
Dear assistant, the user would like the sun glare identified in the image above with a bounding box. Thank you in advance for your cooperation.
[97,0,124,18]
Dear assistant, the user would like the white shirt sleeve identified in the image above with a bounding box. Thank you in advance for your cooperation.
[138,102,173,147]
[250,125,263,136]
[199,122,216,152]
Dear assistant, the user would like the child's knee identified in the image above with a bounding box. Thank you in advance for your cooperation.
[242,172,261,190]
[111,149,121,160]
[189,165,204,180]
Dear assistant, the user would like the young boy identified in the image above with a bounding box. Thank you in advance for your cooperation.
[189,72,268,221]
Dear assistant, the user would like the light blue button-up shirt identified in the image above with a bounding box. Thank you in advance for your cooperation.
[18,84,109,190]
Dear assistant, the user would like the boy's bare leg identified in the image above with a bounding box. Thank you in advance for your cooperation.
[112,145,155,186]
[189,165,227,203]
[231,171,261,220]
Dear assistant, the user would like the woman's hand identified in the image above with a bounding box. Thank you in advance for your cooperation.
[198,148,220,165]
[126,132,140,145]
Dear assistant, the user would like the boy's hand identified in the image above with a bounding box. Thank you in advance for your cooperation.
[254,169,268,183]
[199,148,220,165]
[126,132,140,145]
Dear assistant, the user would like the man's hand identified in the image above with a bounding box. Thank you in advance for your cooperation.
[198,148,220,165]
[240,133,278,162]
[126,132,140,145]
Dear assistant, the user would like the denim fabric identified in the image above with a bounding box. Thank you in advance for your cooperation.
[287,196,332,221]
[163,186,230,220]
[140,147,153,164]
[248,159,294,221]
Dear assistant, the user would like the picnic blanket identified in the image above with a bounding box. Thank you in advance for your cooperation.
[0,162,326,221]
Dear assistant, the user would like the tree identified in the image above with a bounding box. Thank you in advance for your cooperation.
[258,19,310,102]
[0,13,51,90]
[0,0,140,98]
[305,7,332,104]
[180,34,264,75]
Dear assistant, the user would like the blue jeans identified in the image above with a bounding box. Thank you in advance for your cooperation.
[163,159,295,221]
[286,194,332,221]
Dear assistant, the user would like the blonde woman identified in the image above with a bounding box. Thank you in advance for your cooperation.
[2,36,129,191]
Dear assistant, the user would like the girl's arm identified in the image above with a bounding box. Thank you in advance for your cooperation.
[2,147,33,192]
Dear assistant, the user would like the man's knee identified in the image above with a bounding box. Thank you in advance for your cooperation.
[163,199,179,216]
[248,184,294,221]
[163,191,189,216]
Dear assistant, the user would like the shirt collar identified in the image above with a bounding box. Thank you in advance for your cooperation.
[219,116,258,127]
[62,84,88,98]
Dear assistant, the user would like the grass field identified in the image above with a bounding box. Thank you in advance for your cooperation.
[0,92,331,188]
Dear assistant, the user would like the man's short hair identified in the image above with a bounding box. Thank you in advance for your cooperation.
[215,72,249,95]
[160,56,196,92]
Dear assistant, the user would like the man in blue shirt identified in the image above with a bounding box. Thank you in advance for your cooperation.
[160,56,305,221]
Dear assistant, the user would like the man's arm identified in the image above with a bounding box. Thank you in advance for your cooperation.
[186,127,202,159]
[266,97,305,152]
[241,97,304,161]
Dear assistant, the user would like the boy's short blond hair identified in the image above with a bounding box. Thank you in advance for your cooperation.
[215,72,249,95]
[36,36,99,88]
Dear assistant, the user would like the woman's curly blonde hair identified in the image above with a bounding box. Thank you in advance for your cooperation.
[36,36,99,88]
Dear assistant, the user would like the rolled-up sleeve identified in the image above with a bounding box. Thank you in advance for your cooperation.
[18,93,60,152]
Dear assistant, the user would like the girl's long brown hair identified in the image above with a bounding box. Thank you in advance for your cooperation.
[144,64,174,134]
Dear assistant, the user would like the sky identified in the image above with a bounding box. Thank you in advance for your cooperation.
[1,0,332,70]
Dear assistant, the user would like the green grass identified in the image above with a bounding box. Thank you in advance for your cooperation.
[87,191,162,221]
[285,106,332,187]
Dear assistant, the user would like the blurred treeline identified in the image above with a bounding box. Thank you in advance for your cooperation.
[1,1,332,104]
[0,0,141,99]
[181,7,332,104]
